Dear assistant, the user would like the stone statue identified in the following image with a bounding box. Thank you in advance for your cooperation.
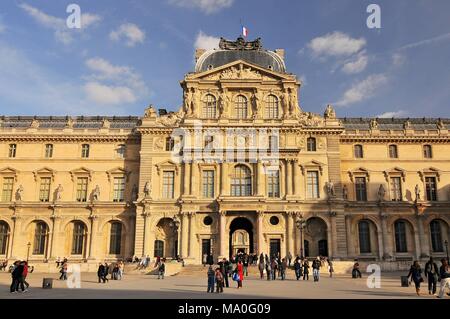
[288,89,297,116]
[370,119,379,129]
[377,184,386,201]
[55,184,63,201]
[92,185,100,201]
[414,184,421,202]
[437,119,445,130]
[15,185,24,201]
[144,105,157,118]
[144,181,151,198]
[132,184,139,201]
[281,91,289,118]
[102,118,110,129]
[219,91,230,118]
[184,89,193,116]
[30,119,39,128]
[326,182,335,198]
[219,37,262,51]
[66,117,74,128]
[403,120,411,129]
[324,104,336,119]
[251,90,260,119]
[342,185,348,200]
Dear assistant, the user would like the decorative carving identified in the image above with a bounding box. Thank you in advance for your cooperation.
[218,90,230,118]
[65,117,74,128]
[342,185,348,200]
[30,119,39,128]
[219,37,262,51]
[144,181,151,198]
[154,137,164,150]
[131,184,139,201]
[437,119,445,130]
[144,105,157,118]
[92,185,100,202]
[15,185,24,201]
[377,184,386,202]
[101,118,110,129]
[207,66,262,80]
[370,119,379,129]
[403,120,411,129]
[156,111,182,127]
[299,112,324,127]
[54,184,63,202]
[326,182,335,198]
[251,90,261,119]
[414,184,421,202]
[324,104,336,119]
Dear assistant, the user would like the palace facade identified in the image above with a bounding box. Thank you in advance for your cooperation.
[0,37,449,269]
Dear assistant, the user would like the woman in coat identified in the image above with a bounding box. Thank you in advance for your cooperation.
[236,260,244,289]
[407,260,424,296]
[303,259,310,281]
[258,258,265,279]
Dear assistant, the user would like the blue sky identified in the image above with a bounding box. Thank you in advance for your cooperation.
[0,0,449,117]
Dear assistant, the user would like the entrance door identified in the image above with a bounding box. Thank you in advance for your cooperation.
[154,240,164,258]
[318,239,328,256]
[202,239,211,262]
[269,239,281,259]
[304,240,310,257]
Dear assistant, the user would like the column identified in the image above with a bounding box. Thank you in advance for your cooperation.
[219,162,225,196]
[380,213,390,259]
[88,214,98,260]
[293,160,299,197]
[183,162,191,195]
[280,161,285,198]
[345,214,353,257]
[219,211,226,257]
[377,230,384,260]
[327,213,335,258]
[49,213,61,260]
[9,215,22,260]
[191,163,199,196]
[416,214,428,258]
[223,164,230,196]
[188,212,196,257]
[142,212,150,256]
[286,159,293,196]
[257,211,264,254]
[257,161,265,196]
[287,212,294,256]
[181,212,189,258]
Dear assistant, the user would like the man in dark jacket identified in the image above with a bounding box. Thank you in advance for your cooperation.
[425,257,439,295]
[97,263,106,283]
[218,258,229,288]
[10,261,22,293]
[312,257,321,282]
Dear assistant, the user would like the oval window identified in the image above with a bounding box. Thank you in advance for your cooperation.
[203,216,213,226]
[270,216,279,226]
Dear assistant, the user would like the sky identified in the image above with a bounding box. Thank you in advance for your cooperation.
[0,0,449,118]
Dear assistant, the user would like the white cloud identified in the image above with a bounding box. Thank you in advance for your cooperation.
[399,32,450,50]
[377,110,408,118]
[110,23,145,47]
[84,57,149,105]
[84,82,136,105]
[335,74,388,107]
[307,31,366,58]
[19,3,101,44]
[168,0,234,14]
[194,31,220,50]
[341,52,368,74]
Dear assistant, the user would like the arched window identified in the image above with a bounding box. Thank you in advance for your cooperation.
[231,165,252,196]
[354,145,364,158]
[0,221,9,255]
[430,220,443,252]
[358,221,371,253]
[109,222,123,255]
[307,137,317,152]
[265,95,279,119]
[203,94,217,118]
[234,95,248,119]
[394,220,408,253]
[389,145,398,158]
[33,221,48,255]
[71,221,86,255]
[423,145,433,158]
[154,240,164,258]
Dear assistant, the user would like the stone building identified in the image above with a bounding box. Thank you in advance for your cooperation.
[0,37,449,270]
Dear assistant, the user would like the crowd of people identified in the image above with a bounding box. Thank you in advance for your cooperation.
[9,260,31,293]
[407,257,450,298]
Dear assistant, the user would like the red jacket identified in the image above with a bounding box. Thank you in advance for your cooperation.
[237,263,244,281]
[23,264,28,277]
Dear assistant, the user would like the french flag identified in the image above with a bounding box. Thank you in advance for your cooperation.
[242,26,248,38]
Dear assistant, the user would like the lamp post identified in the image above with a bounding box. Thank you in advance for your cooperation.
[172,216,181,259]
[26,242,31,263]
[296,218,306,259]
[445,240,449,263]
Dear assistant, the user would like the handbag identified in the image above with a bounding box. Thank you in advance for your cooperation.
[232,272,240,282]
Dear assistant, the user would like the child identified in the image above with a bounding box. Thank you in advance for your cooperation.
[215,268,224,293]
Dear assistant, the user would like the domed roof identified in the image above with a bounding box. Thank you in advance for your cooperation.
[195,37,286,73]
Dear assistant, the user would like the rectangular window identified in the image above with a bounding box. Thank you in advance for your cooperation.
[39,177,51,202]
[267,170,280,198]
[76,177,88,202]
[116,145,125,159]
[81,144,90,158]
[202,170,214,198]
[165,138,174,151]
[355,177,367,201]
[113,177,125,202]
[1,177,14,202]
[425,177,437,201]
[162,171,175,199]
[354,145,363,158]
[8,144,17,158]
[390,177,402,201]
[306,171,319,199]
[45,144,53,158]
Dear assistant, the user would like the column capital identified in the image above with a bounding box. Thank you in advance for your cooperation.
[219,210,227,217]
[328,211,337,218]
[256,210,265,217]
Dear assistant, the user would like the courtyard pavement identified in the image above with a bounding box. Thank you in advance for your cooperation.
[0,269,447,299]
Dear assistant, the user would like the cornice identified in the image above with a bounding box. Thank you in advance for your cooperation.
[340,135,450,143]
[0,133,140,143]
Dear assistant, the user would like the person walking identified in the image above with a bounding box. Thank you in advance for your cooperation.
[407,260,424,296]
[258,257,265,279]
[97,263,106,283]
[158,261,166,279]
[271,258,278,280]
[59,261,68,281]
[303,259,310,281]
[424,257,439,295]
[207,265,215,293]
[265,255,271,281]
[280,258,287,280]
[437,258,450,299]
[294,258,302,280]
[218,258,229,288]
[243,255,249,277]
[9,261,21,293]
[312,257,321,282]
[236,260,244,289]
[103,263,110,282]
[352,259,362,278]
[21,261,30,291]
[215,268,224,293]
[327,258,334,278]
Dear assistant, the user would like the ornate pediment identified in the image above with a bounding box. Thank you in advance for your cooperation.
[33,167,56,181]
[155,160,179,175]
[69,167,93,181]
[188,60,293,82]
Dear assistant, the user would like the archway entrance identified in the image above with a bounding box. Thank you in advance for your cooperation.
[229,217,254,259]
[304,217,328,257]
[154,218,178,258]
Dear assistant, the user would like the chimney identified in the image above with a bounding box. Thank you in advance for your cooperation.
[195,49,206,62]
